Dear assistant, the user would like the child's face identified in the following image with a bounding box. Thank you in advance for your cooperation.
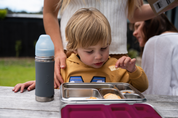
[133,21,145,47]
[76,42,109,68]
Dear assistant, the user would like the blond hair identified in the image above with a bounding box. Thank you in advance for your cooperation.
[65,8,111,52]
[57,0,143,20]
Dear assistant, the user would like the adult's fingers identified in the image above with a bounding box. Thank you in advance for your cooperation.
[54,56,66,88]
[54,58,61,88]
[54,73,61,88]
[57,54,66,84]
[60,55,66,69]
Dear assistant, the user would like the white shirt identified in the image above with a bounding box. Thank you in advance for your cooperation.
[60,0,128,54]
[142,32,178,96]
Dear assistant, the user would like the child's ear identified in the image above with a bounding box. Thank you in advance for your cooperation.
[73,50,78,54]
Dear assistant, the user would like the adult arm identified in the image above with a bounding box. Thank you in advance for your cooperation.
[43,0,66,88]
[129,1,178,23]
[129,4,155,23]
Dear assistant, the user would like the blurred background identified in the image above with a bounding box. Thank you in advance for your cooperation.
[0,0,178,87]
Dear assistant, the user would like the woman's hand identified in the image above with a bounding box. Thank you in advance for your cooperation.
[115,56,136,73]
[54,52,66,88]
[12,81,36,93]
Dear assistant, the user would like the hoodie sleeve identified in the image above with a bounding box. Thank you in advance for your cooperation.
[128,66,148,92]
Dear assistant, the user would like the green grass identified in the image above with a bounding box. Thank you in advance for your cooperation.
[0,57,142,87]
[0,58,35,87]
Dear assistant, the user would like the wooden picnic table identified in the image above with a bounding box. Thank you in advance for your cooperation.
[0,86,178,118]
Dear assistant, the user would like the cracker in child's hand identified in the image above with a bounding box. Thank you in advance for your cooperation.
[109,65,119,71]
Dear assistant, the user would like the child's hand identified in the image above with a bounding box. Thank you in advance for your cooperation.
[12,81,36,93]
[115,56,136,73]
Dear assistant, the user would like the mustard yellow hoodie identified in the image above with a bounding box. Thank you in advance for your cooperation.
[61,53,148,92]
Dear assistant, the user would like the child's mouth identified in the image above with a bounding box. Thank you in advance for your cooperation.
[94,62,103,66]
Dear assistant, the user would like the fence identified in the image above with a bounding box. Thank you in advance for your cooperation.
[0,14,45,57]
[0,14,140,57]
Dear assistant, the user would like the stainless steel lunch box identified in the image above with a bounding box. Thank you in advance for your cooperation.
[60,83,146,107]
[59,83,163,118]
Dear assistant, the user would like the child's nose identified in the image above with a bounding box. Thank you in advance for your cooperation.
[95,53,102,60]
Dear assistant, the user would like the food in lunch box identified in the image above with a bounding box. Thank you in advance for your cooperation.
[108,65,119,71]
[86,97,97,99]
[120,90,134,94]
[104,93,121,99]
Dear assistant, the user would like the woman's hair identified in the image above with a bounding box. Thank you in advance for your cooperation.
[136,13,178,56]
[57,0,142,20]
[65,8,111,52]
[142,13,178,42]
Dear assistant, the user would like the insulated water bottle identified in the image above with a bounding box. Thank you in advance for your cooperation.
[35,34,54,102]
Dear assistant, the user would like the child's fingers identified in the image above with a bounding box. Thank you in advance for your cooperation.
[116,56,126,67]
[130,58,136,64]
[123,57,131,67]
[28,82,35,91]
[12,84,20,92]
[20,84,26,93]
[12,87,15,91]
[13,84,24,93]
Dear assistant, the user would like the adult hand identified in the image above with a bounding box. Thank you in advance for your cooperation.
[12,81,36,93]
[54,51,66,88]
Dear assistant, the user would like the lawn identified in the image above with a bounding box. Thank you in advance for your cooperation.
[0,57,35,87]
[0,57,142,87]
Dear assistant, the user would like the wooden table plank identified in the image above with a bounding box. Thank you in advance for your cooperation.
[0,86,178,118]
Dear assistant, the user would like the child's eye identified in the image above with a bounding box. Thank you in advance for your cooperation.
[101,47,108,51]
[86,50,93,54]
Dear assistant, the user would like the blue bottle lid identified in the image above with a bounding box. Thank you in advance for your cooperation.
[35,34,54,57]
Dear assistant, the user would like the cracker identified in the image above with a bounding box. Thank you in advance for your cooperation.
[108,65,119,71]
[104,93,121,99]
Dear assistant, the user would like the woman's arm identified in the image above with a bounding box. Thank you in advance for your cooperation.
[129,1,178,23]
[129,4,155,23]
[43,0,66,88]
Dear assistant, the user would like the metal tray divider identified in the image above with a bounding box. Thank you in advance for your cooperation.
[127,84,147,101]
[112,85,126,99]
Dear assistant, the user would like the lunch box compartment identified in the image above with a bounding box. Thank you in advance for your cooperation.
[99,88,124,99]
[115,83,134,91]
[63,88,102,99]
[120,90,135,94]
[124,93,142,99]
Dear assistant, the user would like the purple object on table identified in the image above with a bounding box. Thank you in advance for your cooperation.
[61,103,162,118]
